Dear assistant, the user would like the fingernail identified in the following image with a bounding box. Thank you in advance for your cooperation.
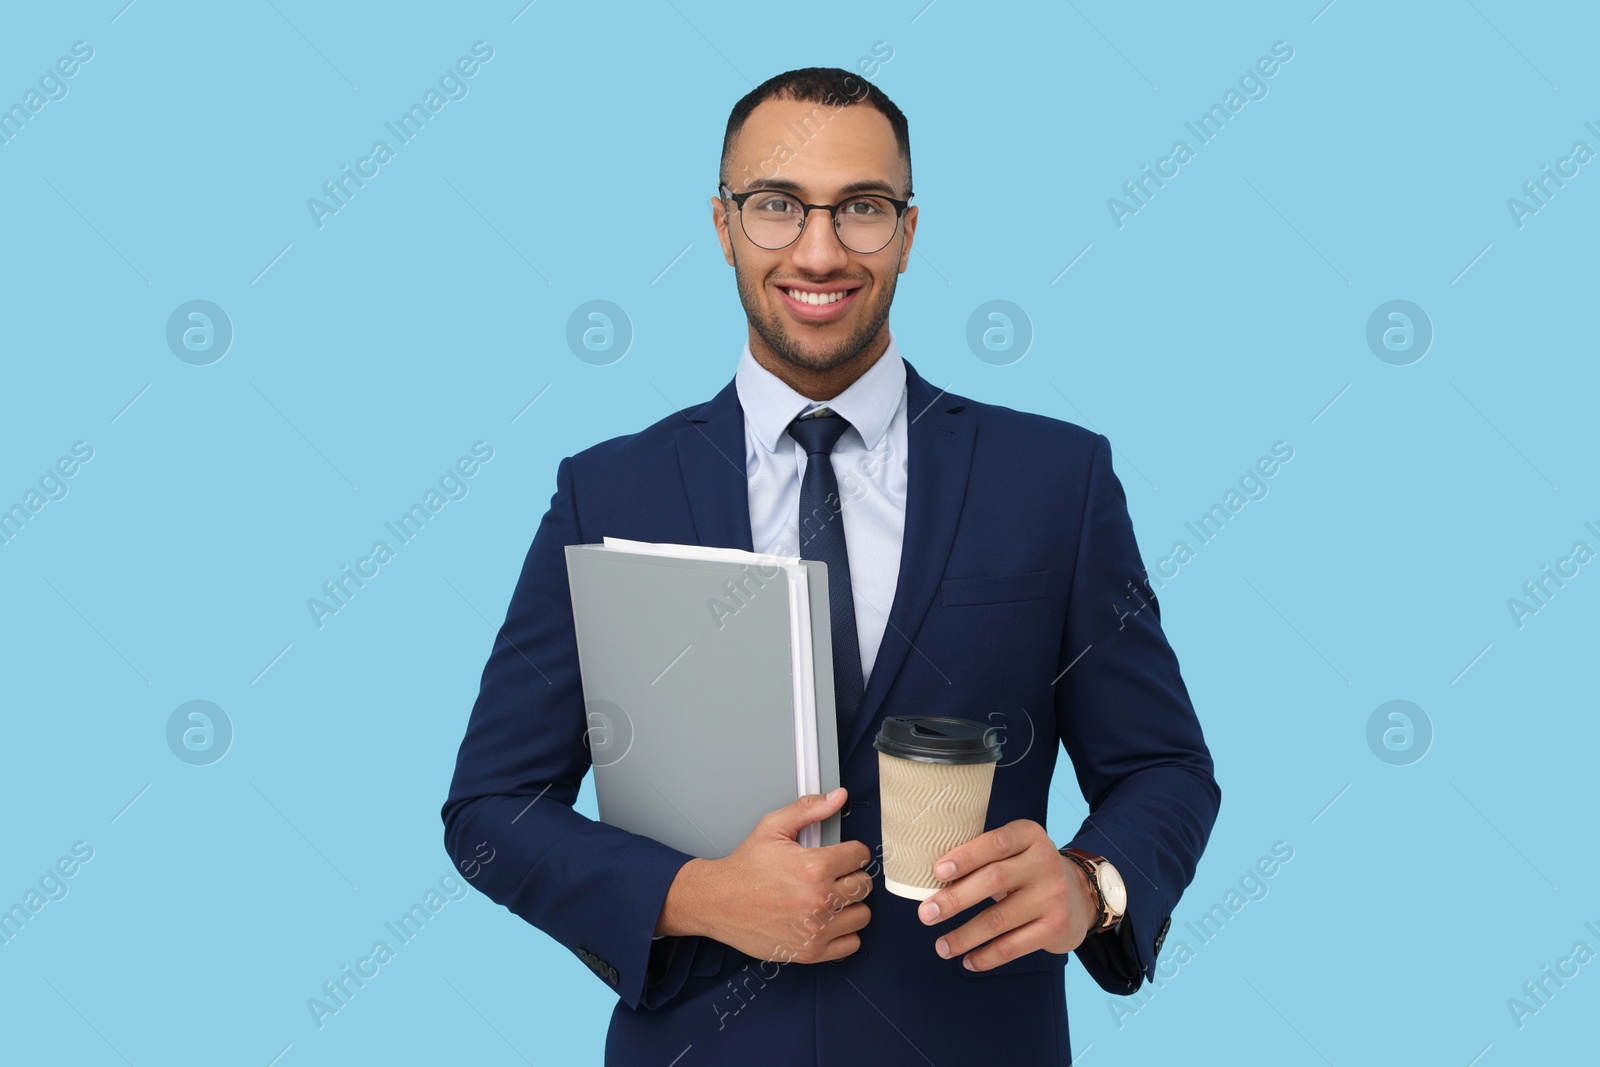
[935,861,955,880]
[919,901,940,922]
[963,956,975,970]
[828,787,844,801]
[936,938,949,958]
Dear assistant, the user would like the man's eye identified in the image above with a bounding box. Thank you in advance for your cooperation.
[752,196,797,214]
[842,198,888,216]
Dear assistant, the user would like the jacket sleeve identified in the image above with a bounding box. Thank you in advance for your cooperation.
[1054,434,1221,995]
[441,454,713,1010]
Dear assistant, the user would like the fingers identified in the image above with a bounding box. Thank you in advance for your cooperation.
[763,788,847,841]
[917,851,1029,929]
[924,867,1077,971]
[819,930,863,962]
[927,820,1033,888]
[811,901,870,957]
[828,899,872,937]
[917,822,1046,925]
[816,838,873,881]
[832,867,873,905]
[787,900,870,964]
[945,910,1065,972]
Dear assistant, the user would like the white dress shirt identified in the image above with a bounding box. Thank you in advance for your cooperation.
[734,332,909,687]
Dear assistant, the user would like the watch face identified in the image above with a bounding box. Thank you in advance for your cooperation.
[1099,862,1128,915]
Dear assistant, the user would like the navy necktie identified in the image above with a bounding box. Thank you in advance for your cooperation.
[787,409,865,743]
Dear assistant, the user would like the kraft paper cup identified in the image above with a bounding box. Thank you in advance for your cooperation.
[873,716,1002,901]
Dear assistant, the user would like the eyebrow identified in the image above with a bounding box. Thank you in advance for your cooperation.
[739,176,904,198]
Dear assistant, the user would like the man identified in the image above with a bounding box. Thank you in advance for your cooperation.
[443,67,1218,1065]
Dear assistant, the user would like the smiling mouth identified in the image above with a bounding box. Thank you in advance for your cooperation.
[780,286,859,306]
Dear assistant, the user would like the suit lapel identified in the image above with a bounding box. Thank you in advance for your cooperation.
[841,361,974,762]
[673,379,754,552]
[673,361,975,765]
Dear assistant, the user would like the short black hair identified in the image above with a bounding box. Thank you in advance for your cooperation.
[719,67,911,197]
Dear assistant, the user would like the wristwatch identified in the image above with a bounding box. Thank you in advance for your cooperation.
[1059,847,1127,936]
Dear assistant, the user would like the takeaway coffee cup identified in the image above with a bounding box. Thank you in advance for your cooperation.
[873,716,1003,901]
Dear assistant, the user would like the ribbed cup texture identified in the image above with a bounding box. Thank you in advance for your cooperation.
[877,752,995,893]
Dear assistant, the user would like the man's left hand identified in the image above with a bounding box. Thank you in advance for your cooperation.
[915,819,1099,971]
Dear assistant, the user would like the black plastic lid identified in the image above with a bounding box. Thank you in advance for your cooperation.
[873,716,1003,765]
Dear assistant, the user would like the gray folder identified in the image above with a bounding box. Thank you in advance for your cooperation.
[564,541,841,859]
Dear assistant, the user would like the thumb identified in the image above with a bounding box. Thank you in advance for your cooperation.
[767,787,847,839]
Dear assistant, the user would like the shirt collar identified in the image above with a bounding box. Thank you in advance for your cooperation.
[735,331,907,454]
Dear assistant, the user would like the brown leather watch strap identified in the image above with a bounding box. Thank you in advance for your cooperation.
[1059,847,1110,938]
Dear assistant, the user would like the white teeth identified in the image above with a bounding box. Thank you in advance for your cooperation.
[784,288,849,306]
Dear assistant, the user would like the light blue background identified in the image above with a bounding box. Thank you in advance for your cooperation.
[2,2,1595,1064]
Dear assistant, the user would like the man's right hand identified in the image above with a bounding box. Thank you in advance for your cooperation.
[694,787,873,965]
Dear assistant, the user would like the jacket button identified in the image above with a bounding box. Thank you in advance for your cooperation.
[1153,916,1171,956]
[841,800,853,818]
[607,965,619,985]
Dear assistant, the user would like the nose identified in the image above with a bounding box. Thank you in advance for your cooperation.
[788,206,850,274]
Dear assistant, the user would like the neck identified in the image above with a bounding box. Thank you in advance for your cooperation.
[748,327,891,401]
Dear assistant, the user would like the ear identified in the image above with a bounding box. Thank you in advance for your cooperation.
[711,195,735,266]
[896,204,918,274]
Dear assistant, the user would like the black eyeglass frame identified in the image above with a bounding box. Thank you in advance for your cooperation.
[718,182,914,254]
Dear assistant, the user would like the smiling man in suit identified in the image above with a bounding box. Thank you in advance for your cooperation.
[443,67,1219,1065]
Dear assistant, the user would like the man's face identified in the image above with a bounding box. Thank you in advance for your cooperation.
[713,96,917,376]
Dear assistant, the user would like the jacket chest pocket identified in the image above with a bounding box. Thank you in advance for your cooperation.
[940,569,1051,607]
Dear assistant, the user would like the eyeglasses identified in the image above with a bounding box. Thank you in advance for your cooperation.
[719,182,912,255]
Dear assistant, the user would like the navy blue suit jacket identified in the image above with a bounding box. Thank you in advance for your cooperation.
[442,358,1219,1066]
